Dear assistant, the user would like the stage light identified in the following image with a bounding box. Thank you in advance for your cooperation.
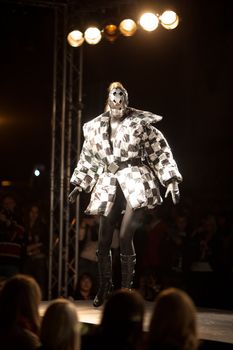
[160,10,179,30]
[34,169,40,177]
[1,180,12,187]
[119,19,137,37]
[103,24,119,42]
[139,12,159,31]
[67,30,84,47]
[84,27,102,45]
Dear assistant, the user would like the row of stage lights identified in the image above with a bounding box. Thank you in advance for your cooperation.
[67,10,179,47]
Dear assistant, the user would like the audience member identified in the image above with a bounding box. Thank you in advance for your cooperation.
[208,211,233,308]
[190,214,216,271]
[40,298,80,350]
[0,274,41,350]
[23,203,48,299]
[74,272,95,300]
[138,270,161,302]
[186,214,217,307]
[210,211,233,272]
[0,193,25,278]
[141,211,170,288]
[133,211,151,289]
[168,213,193,273]
[78,215,99,294]
[0,276,6,291]
[147,287,199,350]
[82,289,145,350]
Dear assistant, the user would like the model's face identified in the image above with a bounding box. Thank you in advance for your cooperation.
[108,87,128,118]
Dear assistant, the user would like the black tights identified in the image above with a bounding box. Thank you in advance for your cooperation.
[98,183,144,256]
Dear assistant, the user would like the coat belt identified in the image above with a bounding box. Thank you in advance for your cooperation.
[107,158,143,174]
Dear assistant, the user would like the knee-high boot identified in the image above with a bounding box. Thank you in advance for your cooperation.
[120,253,136,289]
[93,251,113,307]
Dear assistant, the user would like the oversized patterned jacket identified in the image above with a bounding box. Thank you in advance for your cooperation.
[70,107,182,216]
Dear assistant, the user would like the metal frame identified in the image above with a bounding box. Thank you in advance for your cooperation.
[48,3,83,298]
[2,0,78,299]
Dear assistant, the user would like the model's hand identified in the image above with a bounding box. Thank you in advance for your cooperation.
[165,181,180,204]
[68,187,81,203]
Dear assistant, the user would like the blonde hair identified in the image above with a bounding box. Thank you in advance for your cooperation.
[0,274,41,335]
[40,299,80,350]
[108,81,125,91]
[148,288,198,350]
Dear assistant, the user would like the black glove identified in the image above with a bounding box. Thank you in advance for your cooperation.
[68,187,81,203]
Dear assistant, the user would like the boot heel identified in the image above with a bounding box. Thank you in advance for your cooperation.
[93,281,113,307]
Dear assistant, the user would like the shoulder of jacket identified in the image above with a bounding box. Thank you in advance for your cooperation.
[83,112,109,133]
[127,107,163,126]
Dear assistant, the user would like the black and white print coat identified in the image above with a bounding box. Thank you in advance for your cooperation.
[70,107,182,216]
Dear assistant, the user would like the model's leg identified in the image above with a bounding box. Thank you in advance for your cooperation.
[93,187,124,307]
[119,204,144,289]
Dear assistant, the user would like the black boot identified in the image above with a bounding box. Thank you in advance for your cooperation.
[93,251,113,307]
[120,254,136,289]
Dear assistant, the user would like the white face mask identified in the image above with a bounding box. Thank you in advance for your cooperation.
[108,87,128,118]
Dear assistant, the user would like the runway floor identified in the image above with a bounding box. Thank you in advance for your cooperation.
[39,300,233,345]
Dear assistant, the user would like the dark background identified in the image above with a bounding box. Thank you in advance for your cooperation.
[0,0,232,208]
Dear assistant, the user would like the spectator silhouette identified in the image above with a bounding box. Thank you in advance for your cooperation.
[147,287,198,350]
[78,215,99,294]
[0,274,41,350]
[23,203,48,299]
[0,193,25,278]
[208,211,233,309]
[82,289,145,350]
[141,211,170,288]
[74,272,95,300]
[191,214,216,270]
[210,211,233,272]
[168,213,193,273]
[40,298,80,350]
[138,270,161,301]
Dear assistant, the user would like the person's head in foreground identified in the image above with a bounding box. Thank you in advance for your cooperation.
[100,289,145,349]
[0,274,41,335]
[40,298,80,350]
[147,287,198,350]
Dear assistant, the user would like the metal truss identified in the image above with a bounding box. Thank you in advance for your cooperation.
[49,3,83,299]
[4,0,83,298]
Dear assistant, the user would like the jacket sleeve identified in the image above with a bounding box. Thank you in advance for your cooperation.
[70,124,103,193]
[143,124,182,187]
